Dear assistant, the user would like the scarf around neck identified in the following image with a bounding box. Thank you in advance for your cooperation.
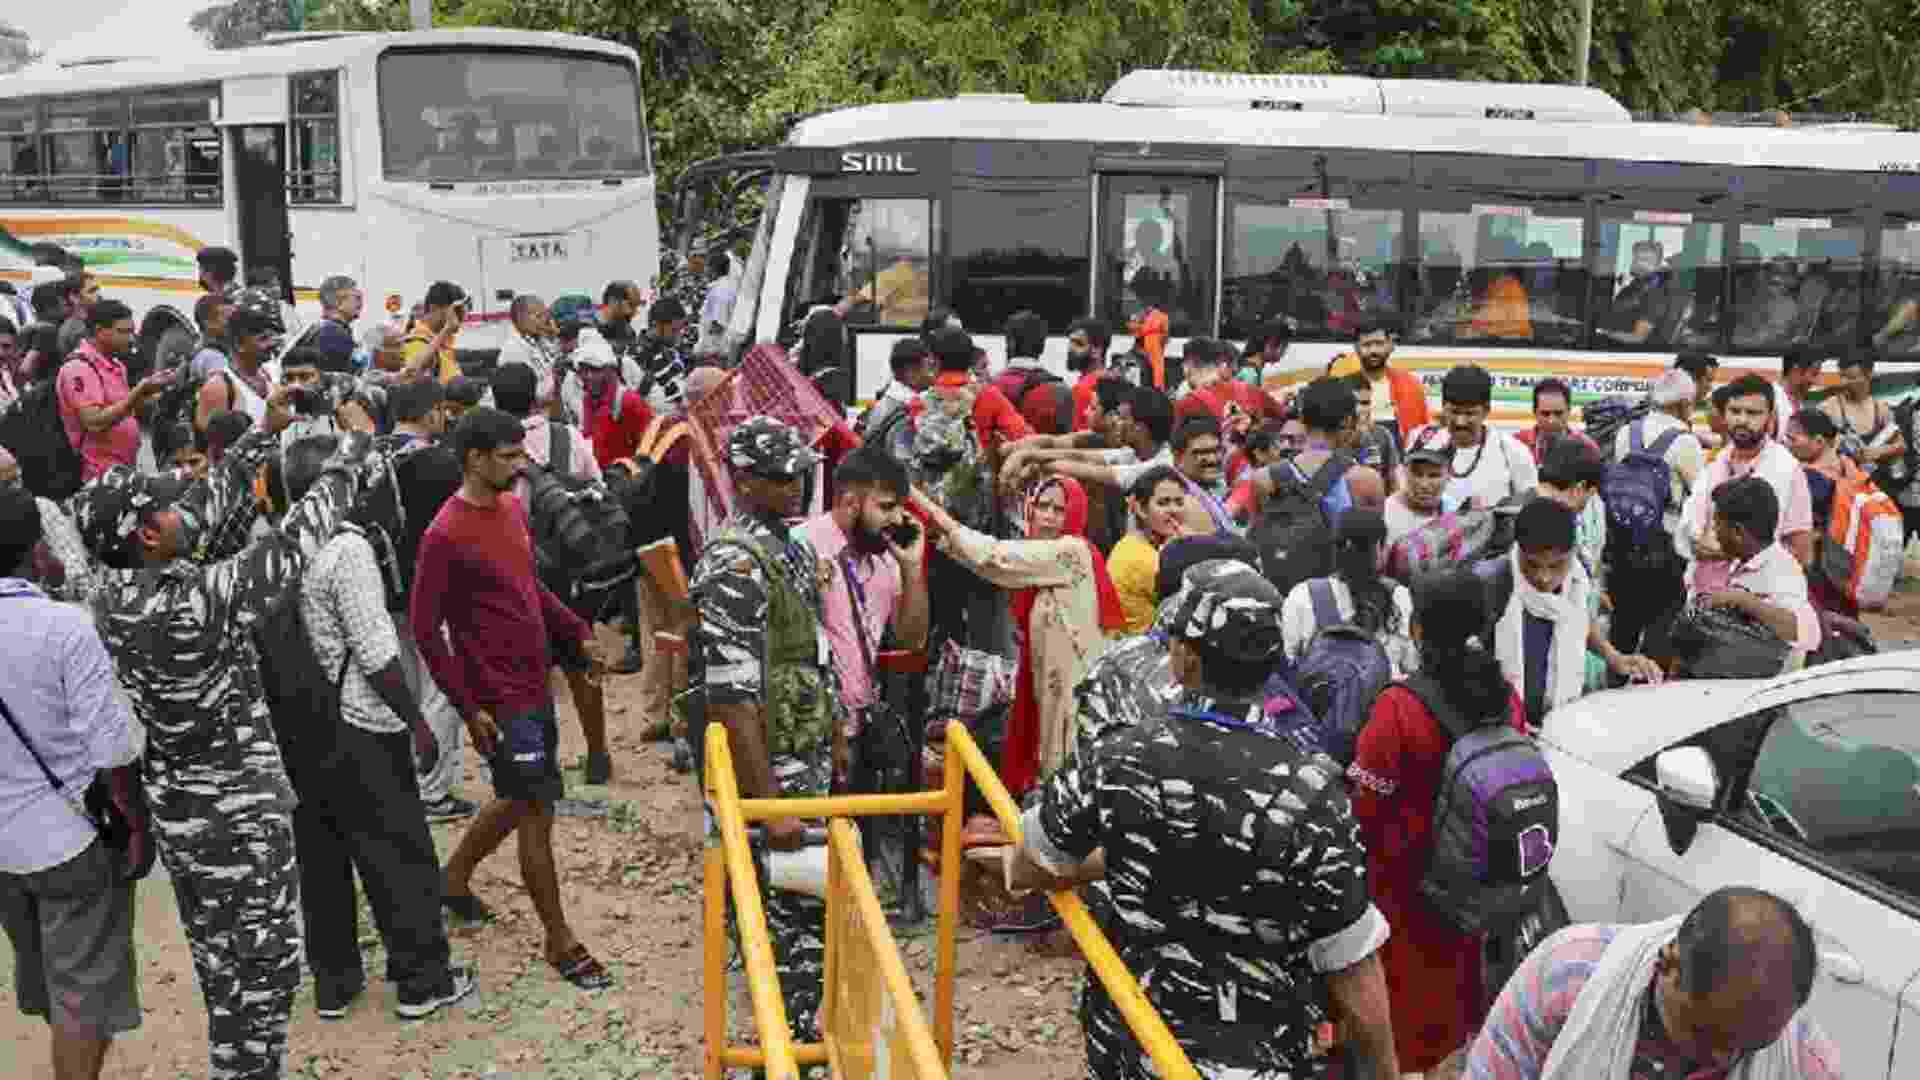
[1495,546,1590,719]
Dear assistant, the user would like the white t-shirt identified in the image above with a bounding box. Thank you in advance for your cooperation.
[1281,576,1419,677]
[1102,444,1175,491]
[1383,494,1441,548]
[1612,412,1703,534]
[1405,424,1537,508]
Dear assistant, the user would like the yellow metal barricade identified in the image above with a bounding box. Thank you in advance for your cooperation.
[702,720,1197,1079]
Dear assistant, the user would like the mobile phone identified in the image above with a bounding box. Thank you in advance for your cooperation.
[884,520,920,547]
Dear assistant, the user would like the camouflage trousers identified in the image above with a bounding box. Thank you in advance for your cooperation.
[764,888,826,1043]
[153,786,302,1080]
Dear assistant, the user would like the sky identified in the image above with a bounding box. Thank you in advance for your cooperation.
[12,1,212,66]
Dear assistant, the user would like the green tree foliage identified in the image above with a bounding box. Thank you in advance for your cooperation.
[191,0,305,49]
[0,20,43,75]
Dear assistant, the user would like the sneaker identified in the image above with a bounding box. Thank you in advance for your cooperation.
[611,643,645,675]
[583,751,613,786]
[315,976,366,1020]
[423,795,477,823]
[395,966,477,1019]
[669,737,693,774]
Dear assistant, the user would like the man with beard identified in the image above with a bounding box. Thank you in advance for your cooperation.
[798,448,928,787]
[1328,316,1428,441]
[1677,374,1815,583]
[1403,364,1536,511]
[1067,318,1114,433]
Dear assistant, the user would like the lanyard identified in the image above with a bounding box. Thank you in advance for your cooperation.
[839,550,877,677]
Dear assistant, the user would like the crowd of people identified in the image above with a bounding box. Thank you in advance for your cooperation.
[0,234,1876,1080]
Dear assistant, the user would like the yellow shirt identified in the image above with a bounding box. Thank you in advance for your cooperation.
[1107,531,1160,635]
[401,321,461,383]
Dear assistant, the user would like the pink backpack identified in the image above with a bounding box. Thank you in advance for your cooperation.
[1386,508,1497,583]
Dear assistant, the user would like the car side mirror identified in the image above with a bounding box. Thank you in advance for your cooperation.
[1654,746,1719,854]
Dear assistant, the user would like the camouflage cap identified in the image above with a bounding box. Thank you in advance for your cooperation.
[72,466,194,566]
[551,293,597,333]
[1161,558,1287,664]
[726,415,818,478]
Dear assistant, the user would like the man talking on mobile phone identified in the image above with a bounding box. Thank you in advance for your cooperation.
[402,282,469,385]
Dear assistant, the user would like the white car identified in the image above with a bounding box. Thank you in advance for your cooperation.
[1519,653,1920,1079]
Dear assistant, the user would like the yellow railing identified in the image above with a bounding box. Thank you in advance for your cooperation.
[702,720,1197,1079]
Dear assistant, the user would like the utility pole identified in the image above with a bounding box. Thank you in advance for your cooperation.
[1574,0,1593,86]
[409,0,432,31]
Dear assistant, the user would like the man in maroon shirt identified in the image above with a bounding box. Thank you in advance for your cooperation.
[409,406,614,991]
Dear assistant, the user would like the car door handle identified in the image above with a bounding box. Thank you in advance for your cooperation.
[1821,949,1865,985]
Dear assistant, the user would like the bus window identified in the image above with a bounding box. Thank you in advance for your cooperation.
[290,72,341,204]
[129,87,219,204]
[1873,224,1920,356]
[1412,206,1585,346]
[950,184,1090,334]
[1099,176,1216,340]
[43,95,125,203]
[1223,199,1404,341]
[785,196,934,328]
[380,49,648,182]
[1730,220,1864,351]
[1594,216,1724,349]
[0,103,38,202]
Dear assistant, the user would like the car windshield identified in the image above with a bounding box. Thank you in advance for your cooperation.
[379,48,648,182]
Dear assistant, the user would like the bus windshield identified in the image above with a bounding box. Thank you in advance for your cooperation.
[379,48,648,182]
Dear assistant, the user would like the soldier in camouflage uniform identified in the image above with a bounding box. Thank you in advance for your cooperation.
[689,415,836,1043]
[72,401,385,1080]
[1009,560,1400,1079]
[665,250,709,353]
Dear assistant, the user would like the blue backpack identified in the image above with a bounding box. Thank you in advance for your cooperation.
[1293,578,1395,766]
[1602,419,1685,569]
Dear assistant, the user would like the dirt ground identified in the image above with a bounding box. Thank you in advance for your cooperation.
[7,589,1917,1080]
[0,625,1090,1080]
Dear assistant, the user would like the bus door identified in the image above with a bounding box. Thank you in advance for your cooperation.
[1094,161,1220,389]
[232,125,293,304]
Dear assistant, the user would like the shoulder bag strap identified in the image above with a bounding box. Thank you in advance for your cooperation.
[840,551,878,679]
[1307,577,1342,633]
[549,422,569,477]
[0,687,98,832]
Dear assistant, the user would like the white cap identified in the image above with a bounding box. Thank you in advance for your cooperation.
[570,327,619,370]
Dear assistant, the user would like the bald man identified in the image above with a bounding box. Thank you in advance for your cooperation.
[0,446,93,604]
[684,365,726,405]
[1469,886,1837,1078]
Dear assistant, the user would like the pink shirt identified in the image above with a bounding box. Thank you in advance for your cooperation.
[1681,440,1813,594]
[801,514,901,713]
[56,343,139,481]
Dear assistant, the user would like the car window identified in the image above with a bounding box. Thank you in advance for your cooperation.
[1742,691,1920,902]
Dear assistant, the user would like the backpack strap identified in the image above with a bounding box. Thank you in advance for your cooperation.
[1307,578,1343,633]
[549,422,570,478]
[1400,675,1472,742]
[1628,418,1647,455]
[1645,426,1684,458]
[1472,555,1515,649]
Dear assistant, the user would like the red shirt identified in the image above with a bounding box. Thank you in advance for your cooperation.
[57,343,139,480]
[582,384,654,466]
[1513,426,1600,464]
[408,492,590,719]
[1071,370,1106,432]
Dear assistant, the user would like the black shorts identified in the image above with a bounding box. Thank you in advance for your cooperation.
[486,699,564,805]
[0,839,141,1035]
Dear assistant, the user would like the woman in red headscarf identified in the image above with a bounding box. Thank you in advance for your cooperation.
[910,476,1126,794]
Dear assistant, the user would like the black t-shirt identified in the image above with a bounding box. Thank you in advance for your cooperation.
[312,318,356,373]
[1603,276,1673,337]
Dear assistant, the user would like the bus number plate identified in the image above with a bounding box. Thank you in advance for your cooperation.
[510,236,569,263]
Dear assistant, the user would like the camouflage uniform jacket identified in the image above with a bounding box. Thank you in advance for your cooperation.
[691,509,836,797]
[90,429,378,801]
[1028,691,1388,1077]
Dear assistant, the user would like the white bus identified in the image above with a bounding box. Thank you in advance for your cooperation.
[0,28,655,354]
[703,70,1920,419]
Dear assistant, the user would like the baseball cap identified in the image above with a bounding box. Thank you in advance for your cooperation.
[649,296,687,324]
[726,416,819,479]
[551,294,596,333]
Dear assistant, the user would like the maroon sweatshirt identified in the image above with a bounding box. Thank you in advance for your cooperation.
[409,491,589,720]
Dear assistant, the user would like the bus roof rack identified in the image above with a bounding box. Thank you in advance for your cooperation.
[1102,69,1631,124]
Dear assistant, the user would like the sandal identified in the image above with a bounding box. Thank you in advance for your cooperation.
[440,892,495,924]
[551,944,614,991]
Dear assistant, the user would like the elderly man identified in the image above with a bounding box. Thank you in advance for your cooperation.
[359,322,406,378]
[312,275,362,373]
[1467,887,1836,1078]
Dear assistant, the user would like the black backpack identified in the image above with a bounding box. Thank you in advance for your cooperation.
[526,424,637,620]
[253,570,349,795]
[0,378,84,502]
[1248,452,1353,598]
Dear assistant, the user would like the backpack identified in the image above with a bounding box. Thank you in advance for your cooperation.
[1602,420,1685,570]
[605,415,689,547]
[525,424,638,620]
[910,384,993,530]
[1581,394,1649,452]
[1404,675,1559,936]
[1247,452,1353,598]
[1293,578,1395,766]
[1815,469,1904,611]
[1668,599,1792,679]
[254,570,350,796]
[1386,508,1498,582]
[0,378,84,503]
[135,304,197,386]
[1002,366,1074,435]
